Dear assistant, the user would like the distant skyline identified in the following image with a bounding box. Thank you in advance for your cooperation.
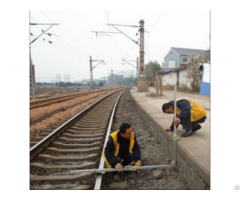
[35,69,136,82]
[30,10,210,82]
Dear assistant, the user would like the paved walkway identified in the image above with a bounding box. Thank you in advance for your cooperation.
[130,86,210,187]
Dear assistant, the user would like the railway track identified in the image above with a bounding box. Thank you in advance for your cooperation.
[30,91,115,128]
[30,88,118,110]
[30,88,127,190]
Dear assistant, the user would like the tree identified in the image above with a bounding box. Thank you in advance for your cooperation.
[187,56,202,92]
[144,61,161,83]
[66,82,72,86]
[107,74,125,86]
[59,82,65,87]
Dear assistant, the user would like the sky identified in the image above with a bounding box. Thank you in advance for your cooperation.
[30,10,210,82]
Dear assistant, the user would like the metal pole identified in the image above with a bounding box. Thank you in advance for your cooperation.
[171,82,178,168]
[30,25,54,45]
[67,164,172,174]
[132,70,134,85]
[111,69,113,87]
[136,57,138,78]
[122,71,123,86]
[90,56,93,88]
[30,51,35,99]
[139,20,145,78]
[173,82,177,137]
[29,11,35,99]
[110,25,139,45]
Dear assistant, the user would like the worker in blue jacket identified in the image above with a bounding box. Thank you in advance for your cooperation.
[162,99,207,137]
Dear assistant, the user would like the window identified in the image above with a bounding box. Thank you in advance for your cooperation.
[183,57,187,62]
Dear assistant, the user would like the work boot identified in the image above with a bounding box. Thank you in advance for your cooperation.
[181,130,193,137]
[192,124,201,133]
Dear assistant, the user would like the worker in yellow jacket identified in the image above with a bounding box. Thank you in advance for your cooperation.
[103,123,141,171]
[162,99,207,137]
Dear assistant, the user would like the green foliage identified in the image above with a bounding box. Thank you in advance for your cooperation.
[144,61,161,82]
[107,74,136,86]
[186,56,202,92]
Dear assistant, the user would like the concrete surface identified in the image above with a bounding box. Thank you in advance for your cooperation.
[130,86,210,189]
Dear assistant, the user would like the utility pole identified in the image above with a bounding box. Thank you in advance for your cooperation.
[29,21,59,99]
[111,69,113,87]
[105,21,148,91]
[121,71,124,86]
[136,57,139,78]
[122,58,138,85]
[30,23,59,45]
[132,70,134,85]
[137,20,148,92]
[89,56,93,88]
[139,20,144,77]
[91,31,121,37]
[30,11,34,99]
[89,56,105,89]
[29,48,35,99]
[107,24,139,46]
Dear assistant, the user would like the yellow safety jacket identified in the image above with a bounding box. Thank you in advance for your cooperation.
[103,130,135,168]
[176,98,207,122]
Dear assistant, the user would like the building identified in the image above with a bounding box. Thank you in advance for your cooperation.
[188,50,210,96]
[162,47,205,69]
[64,74,70,82]
[56,74,61,83]
[158,48,210,92]
[187,50,210,64]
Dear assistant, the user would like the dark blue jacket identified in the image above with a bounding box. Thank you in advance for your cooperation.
[169,99,190,131]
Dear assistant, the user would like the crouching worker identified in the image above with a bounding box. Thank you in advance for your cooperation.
[162,99,207,137]
[103,123,141,171]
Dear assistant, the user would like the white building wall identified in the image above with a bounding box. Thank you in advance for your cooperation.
[179,70,187,85]
[161,69,193,90]
[169,61,176,68]
[162,72,177,86]
[179,70,191,89]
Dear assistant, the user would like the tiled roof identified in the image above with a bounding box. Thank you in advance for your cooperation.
[156,68,173,75]
[172,47,205,56]
[173,64,187,72]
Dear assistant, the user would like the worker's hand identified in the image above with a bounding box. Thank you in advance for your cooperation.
[174,118,181,125]
[115,163,123,171]
[166,128,172,131]
[135,160,141,167]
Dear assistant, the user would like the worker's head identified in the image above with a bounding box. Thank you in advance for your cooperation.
[162,103,174,114]
[119,123,133,139]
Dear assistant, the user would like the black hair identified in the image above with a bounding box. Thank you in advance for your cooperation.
[162,103,170,113]
[119,123,131,134]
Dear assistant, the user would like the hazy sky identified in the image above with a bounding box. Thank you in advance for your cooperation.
[30,10,210,82]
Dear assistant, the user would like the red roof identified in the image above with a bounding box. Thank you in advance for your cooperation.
[173,64,187,72]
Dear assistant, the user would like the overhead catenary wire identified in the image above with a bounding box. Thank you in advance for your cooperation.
[39,10,98,57]
[30,11,104,64]
[105,10,123,61]
[30,24,86,56]
[145,10,164,63]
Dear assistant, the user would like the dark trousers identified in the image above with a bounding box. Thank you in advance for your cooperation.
[181,115,207,131]
[115,153,133,167]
